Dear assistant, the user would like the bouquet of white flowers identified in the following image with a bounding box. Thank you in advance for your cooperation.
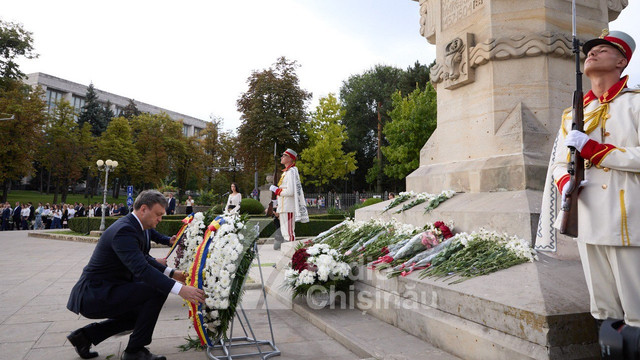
[283,243,353,299]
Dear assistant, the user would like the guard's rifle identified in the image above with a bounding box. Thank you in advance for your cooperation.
[266,142,279,217]
[559,0,585,237]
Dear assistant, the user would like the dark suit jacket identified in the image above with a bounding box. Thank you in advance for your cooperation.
[28,206,35,221]
[67,213,175,314]
[1,208,10,222]
[166,198,176,214]
[12,206,21,221]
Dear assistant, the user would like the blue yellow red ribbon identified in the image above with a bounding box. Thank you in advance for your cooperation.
[188,215,226,346]
[165,213,194,259]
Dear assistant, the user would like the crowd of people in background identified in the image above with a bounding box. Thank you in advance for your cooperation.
[0,201,131,231]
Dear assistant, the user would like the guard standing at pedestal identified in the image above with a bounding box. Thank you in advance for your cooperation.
[269,149,309,243]
[549,30,640,354]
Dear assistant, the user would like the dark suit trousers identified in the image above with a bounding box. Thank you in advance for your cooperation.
[80,282,168,349]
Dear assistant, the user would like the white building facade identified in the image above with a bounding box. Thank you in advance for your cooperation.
[25,72,207,137]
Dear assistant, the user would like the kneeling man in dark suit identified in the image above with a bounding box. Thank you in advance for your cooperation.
[66,190,205,360]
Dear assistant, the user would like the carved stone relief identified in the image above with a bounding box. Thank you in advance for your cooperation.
[468,32,574,67]
[419,0,437,44]
[429,33,475,90]
[607,0,628,21]
[431,32,576,89]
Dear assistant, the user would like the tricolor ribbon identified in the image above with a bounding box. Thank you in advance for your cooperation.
[187,215,226,346]
[165,213,194,259]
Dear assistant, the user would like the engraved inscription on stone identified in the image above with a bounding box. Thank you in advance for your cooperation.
[442,0,484,30]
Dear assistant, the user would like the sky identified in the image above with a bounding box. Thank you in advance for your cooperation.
[3,1,639,131]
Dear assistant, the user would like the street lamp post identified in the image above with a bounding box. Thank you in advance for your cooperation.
[96,159,118,231]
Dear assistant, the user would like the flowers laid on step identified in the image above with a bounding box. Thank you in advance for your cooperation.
[283,243,353,299]
[418,229,537,284]
[394,190,456,214]
[382,191,415,212]
[298,217,537,286]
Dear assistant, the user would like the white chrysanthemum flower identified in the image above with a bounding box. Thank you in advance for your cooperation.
[219,299,229,309]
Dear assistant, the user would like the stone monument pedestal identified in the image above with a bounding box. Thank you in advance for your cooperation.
[351,0,630,357]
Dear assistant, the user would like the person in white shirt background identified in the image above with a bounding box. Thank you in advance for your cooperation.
[225,183,242,214]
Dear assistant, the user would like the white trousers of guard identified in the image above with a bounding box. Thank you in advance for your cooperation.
[578,239,640,326]
[279,212,295,242]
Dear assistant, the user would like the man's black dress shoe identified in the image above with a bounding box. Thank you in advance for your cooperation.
[121,347,166,360]
[66,329,98,359]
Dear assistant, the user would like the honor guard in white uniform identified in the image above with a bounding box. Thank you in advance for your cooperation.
[269,149,309,242]
[551,30,640,327]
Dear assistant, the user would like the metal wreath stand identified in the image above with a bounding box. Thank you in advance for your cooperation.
[206,234,281,360]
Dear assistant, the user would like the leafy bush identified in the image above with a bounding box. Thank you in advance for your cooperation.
[308,214,346,220]
[210,204,224,215]
[361,198,383,207]
[347,204,362,219]
[239,198,265,215]
[68,216,183,236]
[326,207,347,216]
[258,219,344,238]
[197,189,217,206]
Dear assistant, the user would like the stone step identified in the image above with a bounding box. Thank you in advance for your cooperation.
[271,241,599,360]
[260,265,461,360]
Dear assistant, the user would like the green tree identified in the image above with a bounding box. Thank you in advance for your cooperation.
[236,56,311,173]
[0,80,46,202]
[78,83,109,136]
[398,60,432,95]
[95,116,141,197]
[41,99,93,203]
[340,65,403,192]
[130,112,184,188]
[174,135,206,198]
[0,20,38,90]
[382,84,437,180]
[122,99,141,119]
[298,94,356,190]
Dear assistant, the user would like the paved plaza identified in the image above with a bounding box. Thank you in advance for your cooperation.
[0,230,361,360]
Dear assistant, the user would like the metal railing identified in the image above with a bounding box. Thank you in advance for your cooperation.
[304,191,390,210]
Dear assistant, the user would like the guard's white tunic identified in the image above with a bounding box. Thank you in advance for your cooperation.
[551,78,640,246]
[549,76,640,325]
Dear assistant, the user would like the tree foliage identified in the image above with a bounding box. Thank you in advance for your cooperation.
[340,65,403,191]
[0,80,46,201]
[0,20,38,89]
[297,94,356,190]
[41,99,93,203]
[95,116,141,186]
[130,112,184,188]
[78,83,110,137]
[237,56,311,172]
[382,83,437,180]
[122,99,141,119]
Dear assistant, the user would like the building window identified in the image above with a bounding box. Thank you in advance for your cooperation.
[194,127,202,137]
[183,125,190,136]
[46,88,65,113]
[72,96,85,120]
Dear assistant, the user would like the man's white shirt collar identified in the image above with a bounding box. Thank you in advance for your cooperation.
[131,212,145,232]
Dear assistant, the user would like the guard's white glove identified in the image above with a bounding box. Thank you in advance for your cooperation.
[564,130,590,152]
[561,179,588,203]
[269,185,279,193]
